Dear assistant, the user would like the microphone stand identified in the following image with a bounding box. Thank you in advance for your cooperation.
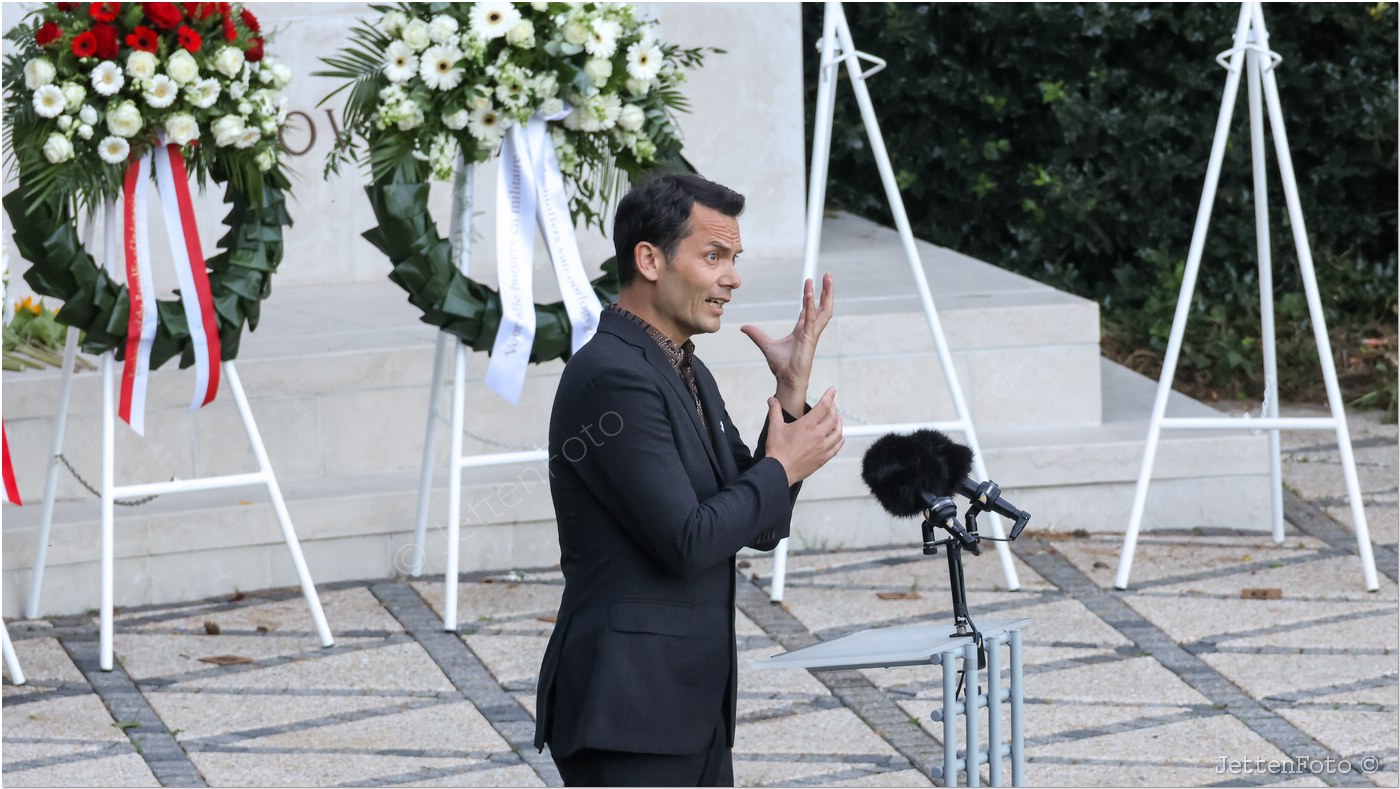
[922,497,979,639]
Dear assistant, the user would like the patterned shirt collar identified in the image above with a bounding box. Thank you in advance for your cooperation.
[605,303,695,373]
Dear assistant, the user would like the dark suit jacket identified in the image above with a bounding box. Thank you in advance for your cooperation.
[534,310,802,758]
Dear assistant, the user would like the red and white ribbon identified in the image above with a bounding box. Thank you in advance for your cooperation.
[117,142,222,434]
[118,155,156,435]
[2,423,20,506]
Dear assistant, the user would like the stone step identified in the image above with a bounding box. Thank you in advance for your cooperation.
[1,213,1271,616]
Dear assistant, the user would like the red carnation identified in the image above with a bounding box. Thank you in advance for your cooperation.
[35,20,62,46]
[183,2,216,19]
[142,1,183,29]
[221,10,236,41]
[125,24,158,52]
[176,23,201,51]
[89,2,120,21]
[70,29,97,57]
[239,7,259,32]
[92,22,119,58]
[245,35,264,62]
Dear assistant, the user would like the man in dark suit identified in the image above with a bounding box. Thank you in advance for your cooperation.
[534,173,843,786]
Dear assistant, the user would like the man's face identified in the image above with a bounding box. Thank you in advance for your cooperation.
[650,203,743,342]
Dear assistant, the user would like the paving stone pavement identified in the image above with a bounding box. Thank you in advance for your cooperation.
[4,407,1396,787]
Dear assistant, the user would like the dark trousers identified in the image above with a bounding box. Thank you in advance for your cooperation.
[553,724,733,787]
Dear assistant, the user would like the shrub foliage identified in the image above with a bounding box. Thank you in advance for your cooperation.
[806,3,1397,411]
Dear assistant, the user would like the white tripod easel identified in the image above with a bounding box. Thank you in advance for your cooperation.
[408,163,549,632]
[26,210,335,671]
[769,1,1021,602]
[1115,1,1379,591]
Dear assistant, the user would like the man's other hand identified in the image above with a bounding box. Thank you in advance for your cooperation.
[764,387,844,486]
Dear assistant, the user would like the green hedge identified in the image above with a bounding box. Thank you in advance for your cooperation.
[806,3,1397,411]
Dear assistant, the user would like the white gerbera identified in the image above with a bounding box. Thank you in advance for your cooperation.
[419,45,463,91]
[585,18,622,59]
[143,74,178,108]
[469,2,520,41]
[466,104,506,144]
[98,135,130,165]
[187,77,221,109]
[383,40,418,83]
[90,61,124,96]
[32,85,66,118]
[428,14,459,43]
[626,41,663,82]
[126,50,158,81]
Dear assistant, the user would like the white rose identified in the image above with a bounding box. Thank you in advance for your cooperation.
[583,58,612,86]
[126,50,158,81]
[77,123,93,140]
[396,99,423,130]
[380,9,407,35]
[561,19,589,45]
[24,58,56,90]
[625,77,651,97]
[79,105,98,125]
[255,148,275,172]
[617,104,645,132]
[213,46,245,78]
[270,62,292,89]
[505,20,535,48]
[442,108,469,130]
[539,97,565,117]
[57,115,72,131]
[165,49,200,84]
[401,19,432,51]
[428,14,459,43]
[42,132,73,164]
[61,82,85,112]
[211,114,245,147]
[105,101,143,138]
[229,80,246,100]
[165,113,200,145]
[235,127,261,148]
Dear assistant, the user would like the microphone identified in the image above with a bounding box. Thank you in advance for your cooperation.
[860,429,973,517]
[860,429,1031,540]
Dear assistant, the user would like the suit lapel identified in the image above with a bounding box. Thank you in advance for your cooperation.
[692,359,738,481]
[601,313,723,479]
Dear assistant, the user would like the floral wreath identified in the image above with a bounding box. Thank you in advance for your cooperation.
[3,1,293,369]
[320,1,707,363]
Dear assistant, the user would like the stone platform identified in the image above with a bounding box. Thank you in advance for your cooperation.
[3,213,1276,617]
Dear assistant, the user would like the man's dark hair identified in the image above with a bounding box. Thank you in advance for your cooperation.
[612,172,745,287]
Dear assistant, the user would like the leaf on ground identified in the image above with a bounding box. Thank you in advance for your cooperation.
[203,621,221,635]
[877,591,922,600]
[198,655,253,666]
[537,616,557,623]
[1241,588,1282,600]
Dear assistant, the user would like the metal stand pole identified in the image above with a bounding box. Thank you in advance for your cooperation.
[1116,2,1378,591]
[27,326,80,618]
[1,624,23,685]
[773,0,1019,602]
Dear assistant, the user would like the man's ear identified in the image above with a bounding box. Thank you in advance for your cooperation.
[634,242,663,283]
